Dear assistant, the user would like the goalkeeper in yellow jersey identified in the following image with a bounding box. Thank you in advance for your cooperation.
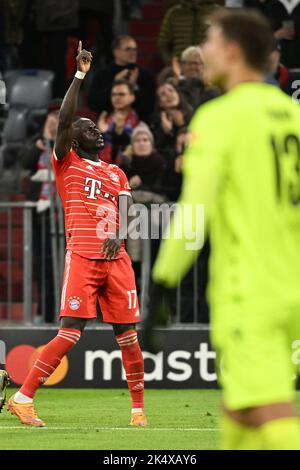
[152,9,300,450]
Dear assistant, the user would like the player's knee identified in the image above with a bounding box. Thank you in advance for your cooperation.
[60,316,87,333]
[112,323,136,337]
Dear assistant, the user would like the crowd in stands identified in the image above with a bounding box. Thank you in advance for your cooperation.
[0,0,299,323]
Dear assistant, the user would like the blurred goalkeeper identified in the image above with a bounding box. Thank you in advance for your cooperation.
[152,10,300,450]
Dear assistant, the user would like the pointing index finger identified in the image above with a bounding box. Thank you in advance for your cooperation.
[78,40,82,54]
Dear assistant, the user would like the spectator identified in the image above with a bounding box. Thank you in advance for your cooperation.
[0,0,26,71]
[125,122,165,199]
[157,65,176,86]
[174,126,189,174]
[97,80,139,167]
[124,122,166,291]
[245,0,300,68]
[88,35,156,122]
[173,46,221,109]
[150,82,192,200]
[158,0,221,65]
[265,39,289,90]
[21,103,61,323]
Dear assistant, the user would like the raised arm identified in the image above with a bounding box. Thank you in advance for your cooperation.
[55,41,93,160]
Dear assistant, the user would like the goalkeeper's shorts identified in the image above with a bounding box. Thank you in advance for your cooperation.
[211,302,300,410]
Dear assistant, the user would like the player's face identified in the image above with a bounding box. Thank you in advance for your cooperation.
[202,26,232,88]
[75,119,104,152]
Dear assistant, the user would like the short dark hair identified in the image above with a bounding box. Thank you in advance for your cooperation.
[112,35,135,50]
[112,79,135,95]
[211,9,273,71]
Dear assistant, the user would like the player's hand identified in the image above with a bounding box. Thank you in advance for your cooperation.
[101,237,122,260]
[141,280,172,354]
[76,40,93,73]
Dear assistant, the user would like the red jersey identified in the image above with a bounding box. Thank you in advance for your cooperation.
[52,148,132,259]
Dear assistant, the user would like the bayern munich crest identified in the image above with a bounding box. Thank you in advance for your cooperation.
[109,172,120,183]
[68,296,81,311]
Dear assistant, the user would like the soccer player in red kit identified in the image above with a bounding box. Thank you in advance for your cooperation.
[8,42,147,427]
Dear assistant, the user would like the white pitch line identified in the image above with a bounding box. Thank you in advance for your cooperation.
[0,426,218,432]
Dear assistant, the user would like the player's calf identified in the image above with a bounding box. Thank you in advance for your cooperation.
[115,327,147,426]
[13,328,81,407]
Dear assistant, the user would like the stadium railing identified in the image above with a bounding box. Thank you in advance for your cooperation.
[0,201,205,325]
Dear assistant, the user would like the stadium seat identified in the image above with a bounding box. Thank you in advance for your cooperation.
[4,69,55,135]
[0,107,27,174]
[2,107,27,143]
[4,69,54,108]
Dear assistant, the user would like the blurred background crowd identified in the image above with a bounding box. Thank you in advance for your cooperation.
[0,0,299,324]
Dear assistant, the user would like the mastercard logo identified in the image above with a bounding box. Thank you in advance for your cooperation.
[6,345,68,386]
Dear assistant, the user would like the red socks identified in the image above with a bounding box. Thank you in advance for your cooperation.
[20,328,81,398]
[20,327,144,410]
[116,330,144,409]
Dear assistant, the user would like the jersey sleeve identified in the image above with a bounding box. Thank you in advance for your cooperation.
[51,147,73,174]
[153,104,229,287]
[118,168,132,197]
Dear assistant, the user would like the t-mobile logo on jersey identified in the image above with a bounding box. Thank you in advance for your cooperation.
[84,177,102,200]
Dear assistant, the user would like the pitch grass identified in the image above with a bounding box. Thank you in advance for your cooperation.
[0,389,300,450]
[0,388,221,450]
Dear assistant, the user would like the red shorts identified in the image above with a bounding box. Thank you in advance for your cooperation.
[60,250,140,323]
